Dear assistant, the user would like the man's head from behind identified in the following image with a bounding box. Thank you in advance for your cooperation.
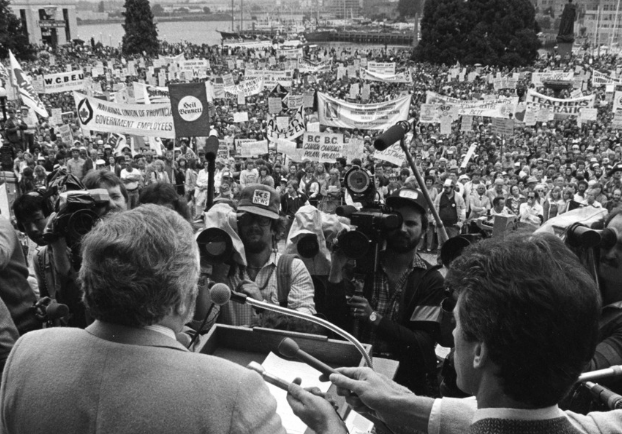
[447,234,600,408]
[79,205,199,330]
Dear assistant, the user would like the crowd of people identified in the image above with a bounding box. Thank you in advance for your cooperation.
[0,36,622,433]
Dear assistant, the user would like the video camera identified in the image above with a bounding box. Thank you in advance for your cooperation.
[334,166,402,274]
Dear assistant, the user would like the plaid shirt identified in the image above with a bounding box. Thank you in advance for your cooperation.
[361,253,431,354]
[218,252,316,326]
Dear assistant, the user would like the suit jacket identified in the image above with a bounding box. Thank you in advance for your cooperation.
[0,321,286,434]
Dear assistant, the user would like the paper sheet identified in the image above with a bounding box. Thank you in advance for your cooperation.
[345,411,374,434]
[262,352,331,434]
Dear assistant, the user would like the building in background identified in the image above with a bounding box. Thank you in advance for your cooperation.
[583,0,622,47]
[8,0,78,49]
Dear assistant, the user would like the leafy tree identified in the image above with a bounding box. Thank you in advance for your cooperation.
[151,3,164,15]
[122,0,159,56]
[397,0,424,18]
[413,0,541,68]
[0,0,36,60]
[98,1,105,13]
[203,6,211,14]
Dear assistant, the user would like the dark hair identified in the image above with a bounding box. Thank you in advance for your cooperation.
[13,193,50,224]
[492,196,504,207]
[138,183,192,223]
[447,234,600,408]
[83,170,129,204]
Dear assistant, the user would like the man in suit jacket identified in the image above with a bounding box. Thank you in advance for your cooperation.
[0,205,345,434]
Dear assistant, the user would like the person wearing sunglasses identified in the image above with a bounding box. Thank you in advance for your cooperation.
[519,192,544,227]
[217,184,316,327]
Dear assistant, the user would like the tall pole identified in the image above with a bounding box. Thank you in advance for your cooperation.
[231,0,234,32]
[596,5,602,56]
[241,0,243,32]
[613,0,622,52]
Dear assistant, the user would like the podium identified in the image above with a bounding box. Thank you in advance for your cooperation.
[198,325,399,432]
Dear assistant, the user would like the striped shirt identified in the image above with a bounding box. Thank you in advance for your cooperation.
[218,252,316,327]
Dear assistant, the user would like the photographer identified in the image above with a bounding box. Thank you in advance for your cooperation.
[330,187,445,395]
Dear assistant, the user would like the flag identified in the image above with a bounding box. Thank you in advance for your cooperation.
[168,82,210,137]
[0,62,8,84]
[9,51,48,117]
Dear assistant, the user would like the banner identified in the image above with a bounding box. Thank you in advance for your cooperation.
[224,77,263,97]
[266,105,306,142]
[277,48,303,59]
[42,70,85,94]
[360,69,412,83]
[425,91,517,118]
[592,70,621,87]
[239,140,268,157]
[298,59,331,74]
[133,82,170,103]
[531,71,574,86]
[614,90,622,114]
[301,132,344,163]
[367,62,395,75]
[374,143,405,166]
[168,82,210,137]
[317,92,411,130]
[73,92,175,138]
[9,51,48,117]
[524,90,595,117]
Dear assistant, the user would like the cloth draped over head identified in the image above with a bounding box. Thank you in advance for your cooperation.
[203,202,247,267]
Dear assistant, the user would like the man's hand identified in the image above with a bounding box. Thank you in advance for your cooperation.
[237,279,263,301]
[330,367,413,420]
[286,382,347,434]
[347,295,373,321]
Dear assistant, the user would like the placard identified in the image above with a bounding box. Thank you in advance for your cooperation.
[461,115,473,132]
[301,132,344,163]
[233,111,249,123]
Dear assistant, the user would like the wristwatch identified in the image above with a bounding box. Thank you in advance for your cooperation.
[369,311,379,323]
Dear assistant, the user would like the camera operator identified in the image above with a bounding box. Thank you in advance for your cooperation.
[326,234,615,434]
[0,204,345,434]
[215,184,316,327]
[330,187,445,395]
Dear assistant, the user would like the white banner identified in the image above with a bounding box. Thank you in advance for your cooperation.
[298,59,331,74]
[614,90,622,113]
[426,91,517,118]
[592,70,621,87]
[374,143,405,166]
[531,71,574,86]
[73,92,175,138]
[525,90,595,117]
[42,70,85,94]
[240,140,268,157]
[301,132,344,163]
[133,82,170,104]
[360,69,412,83]
[317,92,411,130]
[367,62,395,75]
[224,77,264,97]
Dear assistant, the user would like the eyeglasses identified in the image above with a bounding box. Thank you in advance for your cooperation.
[528,196,536,199]
[238,213,272,227]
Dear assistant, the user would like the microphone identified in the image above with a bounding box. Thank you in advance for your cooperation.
[373,121,411,151]
[584,381,622,410]
[46,301,69,320]
[209,283,236,305]
[176,332,192,347]
[247,361,292,392]
[278,337,338,381]
[579,365,622,383]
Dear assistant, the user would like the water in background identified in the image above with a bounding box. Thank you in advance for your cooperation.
[77,20,240,47]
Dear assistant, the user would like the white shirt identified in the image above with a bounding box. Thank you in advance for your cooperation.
[519,201,544,226]
[120,168,141,190]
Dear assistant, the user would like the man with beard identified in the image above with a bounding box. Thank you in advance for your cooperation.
[216,185,316,327]
[336,188,445,394]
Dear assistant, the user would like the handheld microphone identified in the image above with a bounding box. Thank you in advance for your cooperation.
[45,301,69,320]
[278,337,338,381]
[247,361,292,392]
[373,121,411,151]
[584,381,622,410]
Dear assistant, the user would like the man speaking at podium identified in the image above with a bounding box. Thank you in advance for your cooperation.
[0,205,344,434]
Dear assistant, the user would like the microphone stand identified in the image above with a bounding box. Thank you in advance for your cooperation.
[242,296,374,369]
[579,365,622,383]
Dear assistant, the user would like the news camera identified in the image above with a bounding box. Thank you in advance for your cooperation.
[334,166,402,274]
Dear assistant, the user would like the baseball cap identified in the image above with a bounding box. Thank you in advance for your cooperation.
[386,188,427,214]
[237,184,280,219]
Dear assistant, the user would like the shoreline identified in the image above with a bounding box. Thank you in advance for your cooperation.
[78,14,233,26]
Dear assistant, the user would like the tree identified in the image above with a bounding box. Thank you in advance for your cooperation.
[203,6,211,14]
[122,0,159,56]
[397,0,424,18]
[413,0,541,68]
[98,1,105,13]
[0,0,36,60]
[151,3,164,15]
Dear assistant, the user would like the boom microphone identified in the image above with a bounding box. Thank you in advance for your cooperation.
[373,121,411,151]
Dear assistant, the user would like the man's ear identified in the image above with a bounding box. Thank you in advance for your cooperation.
[473,341,489,370]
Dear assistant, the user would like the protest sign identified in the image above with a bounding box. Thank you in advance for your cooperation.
[317,92,410,130]
[233,112,249,123]
[59,124,73,144]
[426,91,517,118]
[240,140,268,157]
[303,92,314,108]
[302,132,344,163]
[360,69,412,83]
[73,91,175,138]
[460,143,478,169]
[580,108,598,121]
[525,90,595,117]
[224,77,263,97]
[168,82,210,137]
[344,138,365,161]
[374,143,405,166]
[266,106,306,141]
[268,97,283,114]
[461,115,473,132]
[492,118,514,136]
[367,62,396,75]
[50,108,62,125]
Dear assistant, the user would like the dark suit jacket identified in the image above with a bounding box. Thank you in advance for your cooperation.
[0,321,286,434]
